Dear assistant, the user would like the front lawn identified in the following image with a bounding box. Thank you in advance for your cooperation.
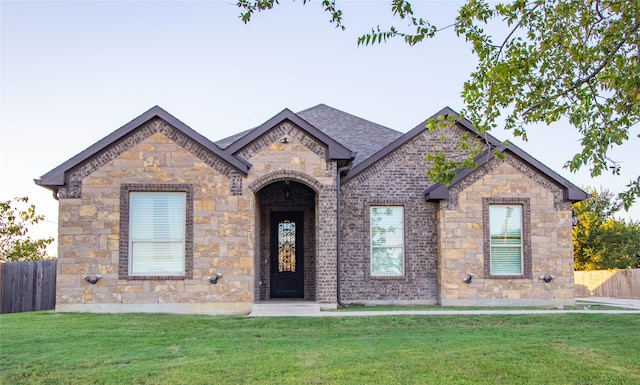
[1,312,638,384]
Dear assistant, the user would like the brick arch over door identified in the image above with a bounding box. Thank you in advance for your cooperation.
[249,170,322,194]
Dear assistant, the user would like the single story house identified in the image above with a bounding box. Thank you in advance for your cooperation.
[36,104,589,314]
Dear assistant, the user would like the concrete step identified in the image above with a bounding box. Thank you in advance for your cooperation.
[249,302,323,317]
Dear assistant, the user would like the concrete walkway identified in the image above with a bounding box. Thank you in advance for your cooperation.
[576,297,640,310]
[249,298,640,317]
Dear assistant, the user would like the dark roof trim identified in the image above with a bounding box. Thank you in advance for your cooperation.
[426,109,589,202]
[502,141,591,202]
[423,142,591,203]
[342,107,503,183]
[35,106,249,190]
[423,145,505,201]
[224,108,356,164]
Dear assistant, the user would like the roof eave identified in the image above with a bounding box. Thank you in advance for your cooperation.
[225,109,354,163]
[36,106,249,191]
[423,143,591,204]
[423,185,449,201]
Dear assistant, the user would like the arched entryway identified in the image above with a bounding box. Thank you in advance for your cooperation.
[255,180,317,301]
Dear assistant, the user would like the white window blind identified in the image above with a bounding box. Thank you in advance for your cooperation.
[129,192,186,276]
[489,205,523,275]
[370,206,404,276]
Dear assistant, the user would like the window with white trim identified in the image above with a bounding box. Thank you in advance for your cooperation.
[370,206,404,276]
[128,192,186,276]
[489,204,523,275]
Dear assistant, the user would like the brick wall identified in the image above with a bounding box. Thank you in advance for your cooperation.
[338,129,457,304]
[256,181,316,301]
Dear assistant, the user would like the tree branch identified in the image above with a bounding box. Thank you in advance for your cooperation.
[495,2,542,60]
[520,18,640,118]
[588,81,610,129]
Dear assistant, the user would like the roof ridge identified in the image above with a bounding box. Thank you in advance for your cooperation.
[297,104,402,134]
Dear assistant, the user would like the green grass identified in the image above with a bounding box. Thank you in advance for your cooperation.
[1,312,639,384]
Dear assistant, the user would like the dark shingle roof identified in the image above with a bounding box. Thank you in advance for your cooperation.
[214,104,403,167]
[215,128,252,149]
[36,104,589,204]
[297,104,403,166]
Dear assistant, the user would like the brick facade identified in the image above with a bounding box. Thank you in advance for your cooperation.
[338,129,459,304]
[46,106,582,314]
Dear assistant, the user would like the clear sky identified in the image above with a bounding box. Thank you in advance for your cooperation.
[1,0,638,255]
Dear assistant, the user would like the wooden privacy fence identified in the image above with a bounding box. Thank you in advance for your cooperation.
[574,268,640,298]
[0,260,57,314]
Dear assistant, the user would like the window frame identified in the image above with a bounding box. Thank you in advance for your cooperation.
[119,184,193,280]
[369,205,405,277]
[483,198,531,279]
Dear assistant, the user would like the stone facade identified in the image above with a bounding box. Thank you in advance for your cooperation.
[56,120,255,314]
[55,118,340,314]
[43,105,584,314]
[437,156,575,306]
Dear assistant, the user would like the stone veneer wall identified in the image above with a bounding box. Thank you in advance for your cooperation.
[438,155,575,306]
[56,120,254,315]
[56,119,340,314]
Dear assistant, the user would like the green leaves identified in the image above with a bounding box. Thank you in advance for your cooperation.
[573,188,640,270]
[424,114,485,185]
[236,0,345,30]
[235,0,640,208]
[459,1,639,198]
[357,0,438,46]
[411,0,639,207]
[1,197,54,262]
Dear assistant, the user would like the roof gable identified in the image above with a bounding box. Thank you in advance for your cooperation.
[35,106,249,193]
[222,108,355,166]
[337,105,587,203]
[342,106,493,182]
[421,109,590,203]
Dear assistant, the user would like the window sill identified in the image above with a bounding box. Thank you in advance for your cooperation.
[369,275,406,280]
[127,275,187,280]
[487,274,531,280]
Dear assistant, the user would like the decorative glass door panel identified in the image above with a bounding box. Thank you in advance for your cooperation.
[278,220,296,272]
[270,212,304,298]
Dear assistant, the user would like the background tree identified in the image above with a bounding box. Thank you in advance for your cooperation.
[573,188,640,271]
[1,197,54,262]
[237,0,640,209]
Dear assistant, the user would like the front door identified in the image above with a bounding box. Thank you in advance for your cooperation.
[270,211,304,298]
